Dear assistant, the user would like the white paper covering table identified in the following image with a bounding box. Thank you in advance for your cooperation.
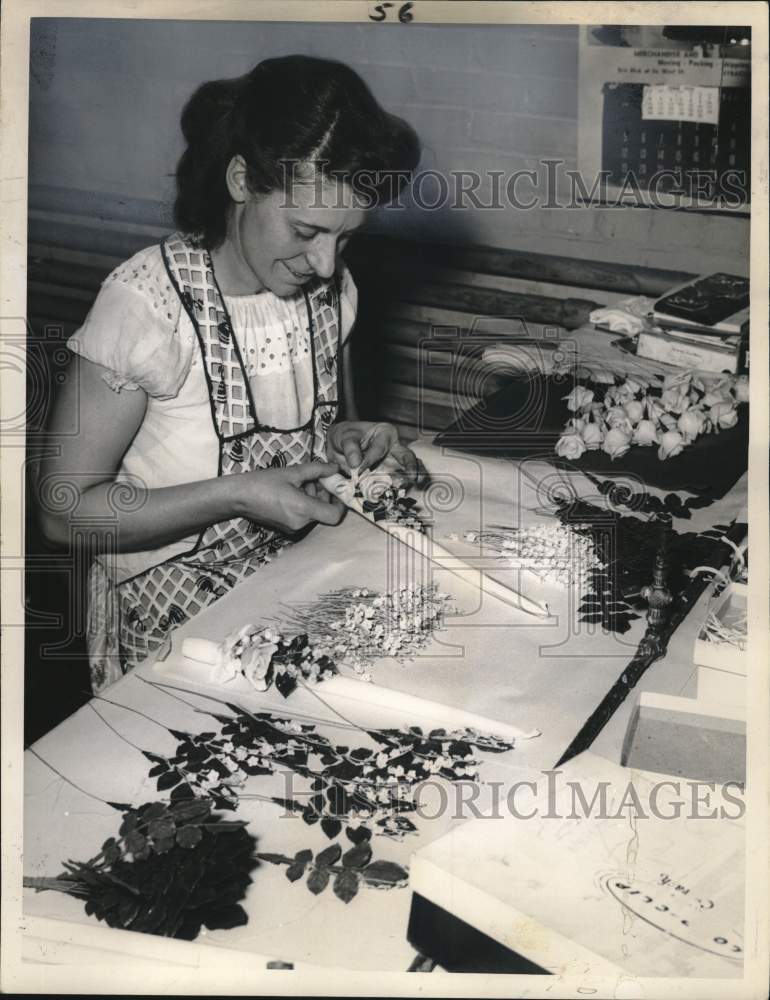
[21,442,748,973]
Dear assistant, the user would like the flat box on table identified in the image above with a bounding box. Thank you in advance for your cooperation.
[636,326,742,374]
[621,692,745,785]
[407,754,744,978]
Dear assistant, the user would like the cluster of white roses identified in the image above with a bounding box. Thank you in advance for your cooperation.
[555,371,749,463]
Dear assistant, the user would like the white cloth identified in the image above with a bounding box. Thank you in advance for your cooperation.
[589,295,655,335]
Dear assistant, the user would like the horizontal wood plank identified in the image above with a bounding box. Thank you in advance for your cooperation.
[348,233,695,296]
[378,382,477,433]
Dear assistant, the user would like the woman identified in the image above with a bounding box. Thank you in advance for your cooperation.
[39,55,422,693]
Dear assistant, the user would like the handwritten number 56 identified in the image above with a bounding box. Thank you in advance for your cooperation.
[369,2,415,23]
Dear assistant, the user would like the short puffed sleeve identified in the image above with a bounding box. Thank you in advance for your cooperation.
[339,264,358,344]
[68,245,193,399]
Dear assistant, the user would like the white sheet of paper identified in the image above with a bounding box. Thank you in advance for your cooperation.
[641,84,720,125]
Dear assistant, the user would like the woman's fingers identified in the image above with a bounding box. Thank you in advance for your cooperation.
[359,433,391,472]
[390,443,419,482]
[305,493,345,525]
[342,437,364,473]
[326,422,425,488]
[289,461,339,485]
[414,456,430,489]
[314,483,335,504]
[304,480,335,504]
[285,462,345,525]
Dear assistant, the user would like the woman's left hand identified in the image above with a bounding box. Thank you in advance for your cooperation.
[326,421,427,486]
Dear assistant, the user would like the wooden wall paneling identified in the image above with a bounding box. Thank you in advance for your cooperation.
[348,233,696,296]
[382,342,517,397]
[378,381,477,433]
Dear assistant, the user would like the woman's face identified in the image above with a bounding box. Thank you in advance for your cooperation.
[223,158,367,297]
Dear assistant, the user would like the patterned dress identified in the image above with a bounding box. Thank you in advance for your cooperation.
[68,233,357,692]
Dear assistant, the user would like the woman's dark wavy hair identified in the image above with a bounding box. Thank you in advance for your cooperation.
[174,55,421,248]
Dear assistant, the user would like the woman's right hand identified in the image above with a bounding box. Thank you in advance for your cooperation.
[231,461,345,533]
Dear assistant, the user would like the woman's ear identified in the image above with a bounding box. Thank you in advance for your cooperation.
[225,155,249,203]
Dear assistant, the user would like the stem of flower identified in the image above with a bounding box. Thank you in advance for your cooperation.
[88,702,155,754]
[27,747,113,807]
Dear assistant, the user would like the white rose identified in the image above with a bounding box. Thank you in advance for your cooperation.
[213,652,240,685]
[582,423,604,451]
[555,430,587,460]
[608,384,633,404]
[240,639,279,691]
[661,387,687,413]
[733,375,750,403]
[632,419,659,446]
[563,386,595,412]
[659,412,678,430]
[709,402,738,429]
[662,372,691,391]
[702,389,731,407]
[646,398,666,422]
[221,623,257,662]
[677,408,705,442]
[570,417,587,433]
[623,400,645,424]
[604,407,633,435]
[601,427,632,460]
[623,377,646,395]
[657,430,685,461]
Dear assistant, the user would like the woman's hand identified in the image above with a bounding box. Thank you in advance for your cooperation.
[326,421,426,486]
[231,461,345,534]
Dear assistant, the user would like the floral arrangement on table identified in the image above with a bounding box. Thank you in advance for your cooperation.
[555,371,749,463]
[325,467,430,533]
[26,677,519,928]
[447,525,599,592]
[146,695,517,897]
[280,583,454,680]
[142,695,515,830]
[186,584,454,694]
[204,626,338,696]
[355,479,427,532]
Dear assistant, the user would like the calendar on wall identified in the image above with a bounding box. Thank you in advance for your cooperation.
[578,26,751,211]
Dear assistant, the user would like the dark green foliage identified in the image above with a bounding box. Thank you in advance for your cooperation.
[31,800,258,940]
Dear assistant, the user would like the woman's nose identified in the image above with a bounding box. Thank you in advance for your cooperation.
[306,238,337,280]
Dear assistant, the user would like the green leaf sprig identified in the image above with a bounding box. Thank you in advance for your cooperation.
[257,840,408,904]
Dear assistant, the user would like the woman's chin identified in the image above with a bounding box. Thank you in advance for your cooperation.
[271,273,311,297]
